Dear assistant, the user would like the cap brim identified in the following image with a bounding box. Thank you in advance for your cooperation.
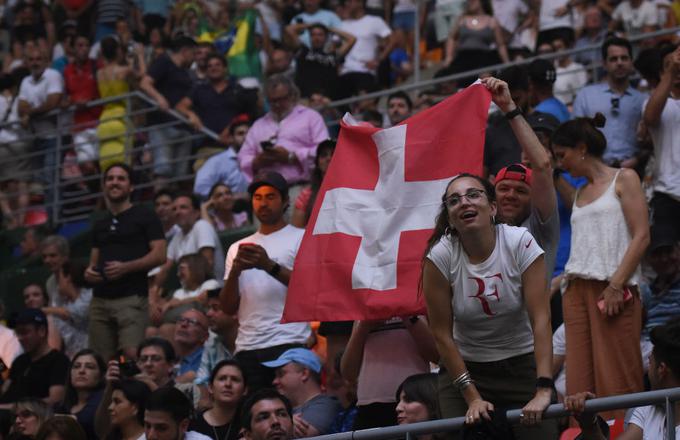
[262,359,291,369]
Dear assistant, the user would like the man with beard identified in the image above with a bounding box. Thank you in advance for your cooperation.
[385,91,412,127]
[220,171,311,392]
[573,37,646,168]
[144,387,212,440]
[85,163,166,361]
[242,389,295,440]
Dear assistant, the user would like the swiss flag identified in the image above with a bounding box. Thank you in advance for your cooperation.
[282,84,492,322]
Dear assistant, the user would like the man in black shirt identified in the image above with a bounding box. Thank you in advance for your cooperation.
[140,35,196,178]
[286,23,356,99]
[0,309,69,409]
[84,163,166,361]
[176,54,258,147]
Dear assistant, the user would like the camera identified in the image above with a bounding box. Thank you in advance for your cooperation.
[260,139,274,150]
[118,356,141,378]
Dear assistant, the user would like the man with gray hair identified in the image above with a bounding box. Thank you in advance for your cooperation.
[40,235,70,305]
[237,74,328,198]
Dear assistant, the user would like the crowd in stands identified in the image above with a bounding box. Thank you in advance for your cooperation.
[0,0,680,439]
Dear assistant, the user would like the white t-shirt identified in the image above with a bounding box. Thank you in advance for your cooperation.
[17,68,63,135]
[339,15,392,75]
[172,279,220,301]
[224,225,311,352]
[168,219,226,282]
[644,96,680,201]
[628,404,680,439]
[555,62,589,105]
[612,0,658,35]
[539,0,572,31]
[427,224,543,362]
[0,325,22,369]
[492,0,529,35]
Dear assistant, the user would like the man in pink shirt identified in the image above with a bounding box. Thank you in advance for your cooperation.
[237,74,329,191]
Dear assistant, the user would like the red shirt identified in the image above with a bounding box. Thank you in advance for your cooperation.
[63,60,102,130]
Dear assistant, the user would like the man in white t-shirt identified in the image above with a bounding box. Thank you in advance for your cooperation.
[536,0,573,48]
[642,45,680,252]
[154,193,225,291]
[609,0,658,37]
[337,0,393,99]
[564,321,680,440]
[220,171,310,392]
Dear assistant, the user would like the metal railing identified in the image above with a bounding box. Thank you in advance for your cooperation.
[306,387,680,440]
[0,90,221,226]
[322,25,680,109]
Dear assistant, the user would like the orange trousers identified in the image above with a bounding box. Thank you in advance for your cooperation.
[563,278,643,421]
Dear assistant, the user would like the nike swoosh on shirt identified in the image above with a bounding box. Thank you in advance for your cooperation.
[525,239,533,248]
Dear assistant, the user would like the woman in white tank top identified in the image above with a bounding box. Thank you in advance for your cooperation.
[552,113,650,420]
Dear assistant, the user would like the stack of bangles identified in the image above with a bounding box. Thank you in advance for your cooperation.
[453,371,474,391]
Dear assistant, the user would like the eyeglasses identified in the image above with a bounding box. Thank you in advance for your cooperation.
[611,97,620,116]
[138,355,165,363]
[443,189,486,208]
[177,317,205,328]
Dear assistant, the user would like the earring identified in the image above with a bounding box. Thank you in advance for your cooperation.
[492,215,496,224]
[444,226,452,236]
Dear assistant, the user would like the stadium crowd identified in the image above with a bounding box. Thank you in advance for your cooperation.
[1,0,680,439]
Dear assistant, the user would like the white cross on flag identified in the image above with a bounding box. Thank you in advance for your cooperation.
[282,84,491,322]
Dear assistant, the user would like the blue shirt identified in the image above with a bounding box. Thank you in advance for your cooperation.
[178,346,204,376]
[535,97,570,123]
[641,278,680,337]
[554,172,587,277]
[291,9,342,47]
[194,148,249,199]
[573,83,646,163]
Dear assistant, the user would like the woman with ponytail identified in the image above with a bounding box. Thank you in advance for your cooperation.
[552,113,649,420]
[421,167,557,439]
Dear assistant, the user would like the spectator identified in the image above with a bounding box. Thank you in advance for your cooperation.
[643,44,680,244]
[395,374,440,434]
[528,58,570,123]
[96,36,144,173]
[144,387,212,440]
[153,189,180,241]
[238,75,329,195]
[17,227,44,259]
[200,183,249,232]
[536,0,573,48]
[573,6,607,68]
[287,0,342,48]
[95,379,150,440]
[84,163,166,362]
[174,308,210,384]
[491,0,531,57]
[287,23,356,99]
[35,415,87,440]
[57,349,106,440]
[94,0,130,42]
[639,225,680,370]
[193,121,251,199]
[21,283,60,352]
[421,171,557,438]
[140,35,196,179]
[190,42,214,84]
[265,48,295,80]
[40,235,69,306]
[0,309,69,408]
[153,192,224,296]
[552,114,650,420]
[17,47,63,203]
[553,36,588,106]
[385,90,412,127]
[609,0,658,37]
[241,389,294,440]
[8,399,53,439]
[442,0,509,88]
[135,337,176,391]
[132,0,173,39]
[189,360,247,440]
[194,289,238,408]
[176,54,258,148]
[341,316,437,430]
[220,171,311,392]
[337,0,393,99]
[264,348,341,436]
[62,33,102,177]
[564,321,680,440]
[573,37,646,168]
[291,140,336,228]
[0,300,22,372]
[152,253,218,340]
[42,260,92,359]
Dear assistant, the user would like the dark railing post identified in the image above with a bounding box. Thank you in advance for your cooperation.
[666,396,675,440]
[52,112,63,225]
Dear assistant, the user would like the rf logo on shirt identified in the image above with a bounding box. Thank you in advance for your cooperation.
[467,273,504,316]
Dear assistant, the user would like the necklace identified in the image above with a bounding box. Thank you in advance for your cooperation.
[471,17,479,25]
[209,419,232,440]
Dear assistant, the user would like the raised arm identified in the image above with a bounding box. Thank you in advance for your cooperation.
[482,77,557,222]
[643,46,680,128]
[330,27,357,58]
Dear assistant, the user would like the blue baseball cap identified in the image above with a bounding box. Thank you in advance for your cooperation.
[262,348,322,373]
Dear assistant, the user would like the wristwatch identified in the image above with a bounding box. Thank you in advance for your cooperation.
[268,262,281,277]
[504,107,523,120]
[536,376,555,389]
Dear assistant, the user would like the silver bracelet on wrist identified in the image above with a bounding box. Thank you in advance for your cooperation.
[453,371,474,391]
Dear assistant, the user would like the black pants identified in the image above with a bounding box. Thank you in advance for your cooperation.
[234,343,304,392]
[651,192,680,243]
[353,402,397,430]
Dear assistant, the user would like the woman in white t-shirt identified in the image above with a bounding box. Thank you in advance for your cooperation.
[422,173,557,439]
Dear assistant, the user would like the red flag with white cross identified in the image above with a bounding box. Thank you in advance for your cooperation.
[282,84,492,322]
